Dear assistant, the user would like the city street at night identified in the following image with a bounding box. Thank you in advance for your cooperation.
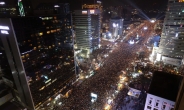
[51,20,160,110]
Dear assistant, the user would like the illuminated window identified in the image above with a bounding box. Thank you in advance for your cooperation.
[39,32,43,36]
[179,0,184,2]
[33,47,37,50]
[82,11,87,14]
[52,45,55,47]
[21,55,25,59]
[47,31,50,34]
[90,10,95,14]
[29,44,32,46]
[49,46,52,49]
[46,27,49,29]
[26,54,29,57]
[38,45,41,48]
[58,42,61,45]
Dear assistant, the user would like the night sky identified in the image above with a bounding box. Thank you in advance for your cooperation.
[65,0,168,10]
[30,0,168,11]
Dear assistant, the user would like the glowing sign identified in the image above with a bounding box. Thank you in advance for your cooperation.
[18,0,25,16]
[82,4,100,9]
[97,1,102,4]
[90,10,95,14]
[1,30,9,34]
[54,5,60,7]
[82,11,87,14]
[0,2,5,5]
[0,26,9,30]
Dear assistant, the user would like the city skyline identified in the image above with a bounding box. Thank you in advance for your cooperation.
[0,0,184,110]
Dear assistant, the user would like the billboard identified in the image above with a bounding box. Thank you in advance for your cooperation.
[162,56,182,66]
[82,11,87,14]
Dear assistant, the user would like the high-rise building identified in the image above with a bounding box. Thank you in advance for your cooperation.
[109,18,123,38]
[0,3,75,110]
[82,3,102,50]
[144,71,182,110]
[74,9,101,57]
[157,0,184,66]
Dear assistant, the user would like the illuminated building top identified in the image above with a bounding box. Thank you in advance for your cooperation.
[82,4,102,10]
[179,0,184,2]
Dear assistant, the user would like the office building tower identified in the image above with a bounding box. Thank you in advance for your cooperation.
[157,0,184,66]
[74,9,101,57]
[109,18,123,39]
[144,71,182,110]
[0,3,75,110]
[82,4,102,50]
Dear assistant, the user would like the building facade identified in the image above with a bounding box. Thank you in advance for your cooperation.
[157,0,184,66]
[109,18,123,38]
[144,71,182,110]
[74,9,92,55]
[74,9,101,57]
[0,4,75,109]
[144,94,175,110]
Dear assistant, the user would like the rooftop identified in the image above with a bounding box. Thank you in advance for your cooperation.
[148,71,183,101]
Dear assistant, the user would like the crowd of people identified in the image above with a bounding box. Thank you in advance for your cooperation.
[60,23,156,110]
[45,20,162,110]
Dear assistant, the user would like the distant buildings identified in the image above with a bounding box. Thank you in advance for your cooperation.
[109,18,123,38]
[0,2,76,110]
[74,7,101,57]
[144,71,182,110]
[157,0,184,66]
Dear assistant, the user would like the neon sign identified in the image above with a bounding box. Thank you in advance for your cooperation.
[18,0,25,16]
[90,10,95,14]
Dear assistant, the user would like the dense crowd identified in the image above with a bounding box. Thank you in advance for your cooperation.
[61,43,149,110]
[55,21,160,110]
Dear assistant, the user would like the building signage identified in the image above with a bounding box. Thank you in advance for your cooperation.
[162,56,182,66]
[0,25,9,30]
[0,2,5,5]
[82,4,100,9]
[90,10,95,14]
[18,0,25,16]
[82,11,87,14]
[1,30,9,34]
